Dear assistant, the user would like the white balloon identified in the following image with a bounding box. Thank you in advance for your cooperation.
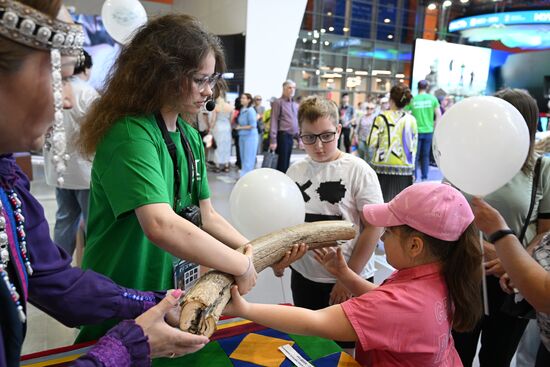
[230,168,305,240]
[433,96,530,196]
[101,0,147,45]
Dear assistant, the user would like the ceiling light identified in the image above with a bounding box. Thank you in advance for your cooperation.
[427,3,437,10]
[387,34,394,39]
[320,28,326,33]
[384,18,391,23]
[312,39,318,44]
[327,12,332,16]
[302,38,307,43]
[355,70,369,75]
[343,27,349,32]
[333,67,344,72]
[443,0,452,7]
[315,70,320,75]
[324,41,330,46]
[329,26,334,32]
[346,68,353,72]
[396,73,405,78]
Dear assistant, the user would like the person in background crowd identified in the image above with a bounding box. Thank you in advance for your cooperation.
[405,80,441,182]
[253,95,265,154]
[44,50,98,263]
[231,97,242,169]
[354,102,377,162]
[269,80,299,173]
[236,93,258,177]
[210,92,233,173]
[0,2,209,365]
[261,97,278,152]
[367,84,418,202]
[339,93,354,153]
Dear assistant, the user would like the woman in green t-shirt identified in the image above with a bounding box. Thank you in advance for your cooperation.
[76,14,282,347]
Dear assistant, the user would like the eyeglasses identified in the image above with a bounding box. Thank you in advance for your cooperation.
[255,98,262,101]
[300,131,337,145]
[193,72,222,92]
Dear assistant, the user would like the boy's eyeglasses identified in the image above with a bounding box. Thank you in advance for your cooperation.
[193,72,222,92]
[300,131,337,145]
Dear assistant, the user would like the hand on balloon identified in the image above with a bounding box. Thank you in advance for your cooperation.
[234,245,257,295]
[135,290,209,358]
[484,258,506,278]
[499,273,516,294]
[223,285,250,317]
[471,197,510,236]
[313,247,349,278]
[329,281,352,305]
[271,243,308,277]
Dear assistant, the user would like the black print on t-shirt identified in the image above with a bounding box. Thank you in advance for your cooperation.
[296,180,313,202]
[316,180,346,204]
[305,213,343,222]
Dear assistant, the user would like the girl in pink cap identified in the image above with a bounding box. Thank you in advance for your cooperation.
[224,182,482,366]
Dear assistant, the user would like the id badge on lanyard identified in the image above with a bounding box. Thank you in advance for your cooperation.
[173,259,200,292]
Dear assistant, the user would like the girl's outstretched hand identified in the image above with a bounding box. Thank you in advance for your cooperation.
[313,247,348,277]
[223,285,250,317]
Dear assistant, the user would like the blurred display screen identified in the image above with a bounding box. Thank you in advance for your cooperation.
[411,39,492,97]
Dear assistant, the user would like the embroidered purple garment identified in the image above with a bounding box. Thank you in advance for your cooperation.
[0,154,160,367]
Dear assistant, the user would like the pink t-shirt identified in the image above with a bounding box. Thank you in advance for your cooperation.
[340,263,463,367]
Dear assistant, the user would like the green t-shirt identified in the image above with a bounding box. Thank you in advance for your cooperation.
[77,114,210,343]
[406,93,439,133]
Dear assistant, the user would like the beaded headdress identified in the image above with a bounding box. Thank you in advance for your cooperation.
[0,0,85,185]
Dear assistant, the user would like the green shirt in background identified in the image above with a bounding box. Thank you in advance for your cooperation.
[406,93,440,134]
[77,114,210,344]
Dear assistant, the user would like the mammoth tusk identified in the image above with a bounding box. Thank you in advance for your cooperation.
[179,220,357,337]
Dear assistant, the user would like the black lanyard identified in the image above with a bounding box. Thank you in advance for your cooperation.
[154,112,196,209]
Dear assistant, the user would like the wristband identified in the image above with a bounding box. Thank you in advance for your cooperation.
[236,256,252,278]
[488,229,516,244]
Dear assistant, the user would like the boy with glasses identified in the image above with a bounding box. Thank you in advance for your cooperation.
[281,96,384,353]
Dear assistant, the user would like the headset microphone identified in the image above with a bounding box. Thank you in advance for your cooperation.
[205,99,216,112]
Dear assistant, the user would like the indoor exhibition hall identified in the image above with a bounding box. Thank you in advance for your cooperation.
[1,0,550,366]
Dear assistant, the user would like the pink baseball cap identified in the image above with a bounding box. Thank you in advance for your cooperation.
[363,182,474,241]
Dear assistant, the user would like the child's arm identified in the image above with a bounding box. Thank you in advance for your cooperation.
[314,247,378,296]
[329,221,382,304]
[224,286,358,342]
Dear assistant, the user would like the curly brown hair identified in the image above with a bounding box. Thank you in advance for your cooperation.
[78,14,226,157]
[0,0,62,73]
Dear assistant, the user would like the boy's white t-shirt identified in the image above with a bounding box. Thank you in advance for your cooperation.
[287,152,383,282]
